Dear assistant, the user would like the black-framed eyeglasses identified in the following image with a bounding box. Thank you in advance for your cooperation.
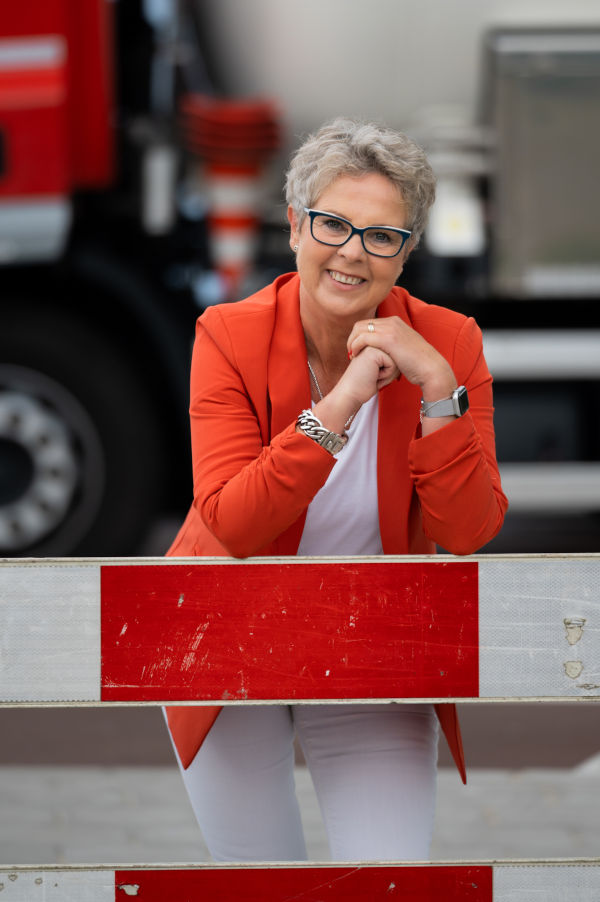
[303,207,411,258]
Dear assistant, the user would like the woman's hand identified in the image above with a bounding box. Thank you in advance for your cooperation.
[347,316,457,403]
[340,344,399,405]
[311,345,397,437]
[308,317,459,439]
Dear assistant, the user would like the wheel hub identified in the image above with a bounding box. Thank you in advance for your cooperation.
[0,390,78,549]
[0,365,104,553]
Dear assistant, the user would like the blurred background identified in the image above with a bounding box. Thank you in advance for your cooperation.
[0,1,599,772]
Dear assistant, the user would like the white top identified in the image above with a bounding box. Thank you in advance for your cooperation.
[297,395,383,556]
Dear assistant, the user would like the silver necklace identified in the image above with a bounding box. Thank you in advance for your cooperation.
[307,359,355,429]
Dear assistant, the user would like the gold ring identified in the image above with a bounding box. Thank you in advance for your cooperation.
[367,321,375,333]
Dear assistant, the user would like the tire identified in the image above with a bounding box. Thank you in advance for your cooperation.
[0,304,167,556]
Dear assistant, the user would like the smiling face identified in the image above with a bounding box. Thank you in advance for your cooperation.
[288,172,411,329]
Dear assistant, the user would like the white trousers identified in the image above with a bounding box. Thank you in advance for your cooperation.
[172,703,438,861]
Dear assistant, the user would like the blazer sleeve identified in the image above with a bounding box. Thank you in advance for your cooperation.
[408,316,508,554]
[189,317,335,558]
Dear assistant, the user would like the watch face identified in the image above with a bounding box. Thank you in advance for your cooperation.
[454,386,469,415]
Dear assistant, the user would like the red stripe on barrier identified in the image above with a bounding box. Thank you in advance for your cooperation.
[101,561,478,701]
[115,865,492,900]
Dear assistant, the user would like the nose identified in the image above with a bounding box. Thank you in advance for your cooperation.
[338,232,366,260]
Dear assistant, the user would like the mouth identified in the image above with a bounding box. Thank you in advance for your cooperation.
[327,270,365,286]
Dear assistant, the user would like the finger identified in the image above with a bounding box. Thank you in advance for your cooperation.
[346,319,372,346]
[376,357,400,388]
[345,346,395,387]
[376,369,398,390]
[348,330,389,360]
[347,319,385,354]
[374,351,397,380]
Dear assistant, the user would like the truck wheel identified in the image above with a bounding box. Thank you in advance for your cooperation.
[0,306,167,556]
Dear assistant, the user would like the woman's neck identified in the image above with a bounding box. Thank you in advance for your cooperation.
[304,322,346,365]
[299,285,378,396]
[301,320,350,401]
[300,296,358,367]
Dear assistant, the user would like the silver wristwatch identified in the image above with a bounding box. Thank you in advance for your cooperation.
[420,386,469,419]
[297,409,348,454]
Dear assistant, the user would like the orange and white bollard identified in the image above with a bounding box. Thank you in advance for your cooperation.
[180,95,281,300]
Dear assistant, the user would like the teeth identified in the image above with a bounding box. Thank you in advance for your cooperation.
[329,270,363,285]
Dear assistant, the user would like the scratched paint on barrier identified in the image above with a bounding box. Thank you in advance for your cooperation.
[100,561,479,701]
[1,865,600,900]
[114,866,492,901]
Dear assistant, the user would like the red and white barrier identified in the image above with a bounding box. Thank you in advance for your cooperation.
[2,557,599,894]
[0,863,599,900]
[1,555,598,704]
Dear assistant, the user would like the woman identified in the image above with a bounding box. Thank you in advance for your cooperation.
[165,118,507,861]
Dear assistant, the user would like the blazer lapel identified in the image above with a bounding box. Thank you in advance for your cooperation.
[376,290,422,552]
[267,273,311,437]
[267,273,312,554]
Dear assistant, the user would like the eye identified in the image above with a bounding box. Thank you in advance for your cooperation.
[321,217,347,233]
[311,213,352,244]
[370,230,394,245]
[365,228,405,252]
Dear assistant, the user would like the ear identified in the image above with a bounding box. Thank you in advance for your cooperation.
[287,205,300,252]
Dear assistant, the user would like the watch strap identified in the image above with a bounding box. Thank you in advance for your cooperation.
[421,386,469,419]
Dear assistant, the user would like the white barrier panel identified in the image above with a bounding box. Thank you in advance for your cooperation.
[0,869,113,900]
[0,564,100,702]
[494,864,600,901]
[479,558,600,697]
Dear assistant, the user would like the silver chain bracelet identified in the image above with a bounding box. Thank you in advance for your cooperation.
[296,409,348,455]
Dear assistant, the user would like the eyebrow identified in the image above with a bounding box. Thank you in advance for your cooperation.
[314,208,408,230]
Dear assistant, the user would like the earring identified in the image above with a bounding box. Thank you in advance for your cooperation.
[293,245,298,252]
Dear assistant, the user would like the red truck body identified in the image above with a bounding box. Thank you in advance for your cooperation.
[0,0,114,196]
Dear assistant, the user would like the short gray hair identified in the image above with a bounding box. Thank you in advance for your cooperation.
[285,117,436,247]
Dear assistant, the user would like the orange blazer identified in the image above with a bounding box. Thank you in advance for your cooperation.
[166,272,508,782]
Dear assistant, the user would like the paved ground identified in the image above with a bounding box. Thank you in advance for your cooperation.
[2,756,599,865]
